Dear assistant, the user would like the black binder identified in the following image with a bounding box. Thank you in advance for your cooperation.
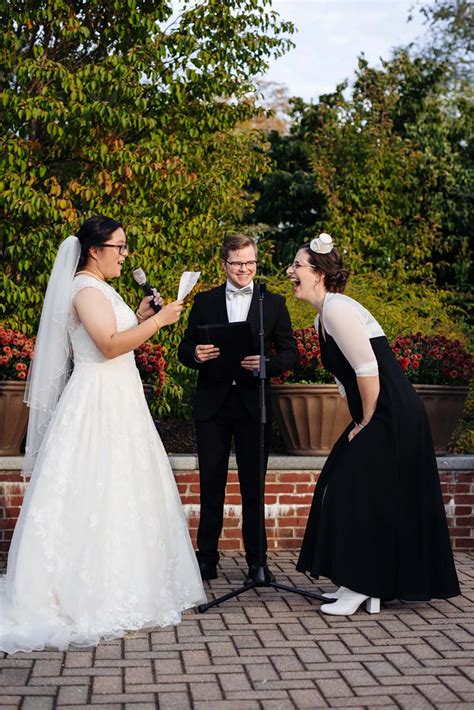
[197,321,254,380]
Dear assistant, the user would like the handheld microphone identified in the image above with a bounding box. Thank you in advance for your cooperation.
[132,268,161,313]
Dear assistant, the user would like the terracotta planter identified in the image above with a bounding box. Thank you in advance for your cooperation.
[414,384,468,453]
[0,381,29,456]
[272,383,352,455]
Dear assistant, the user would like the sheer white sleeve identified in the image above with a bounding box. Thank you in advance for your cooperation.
[322,295,380,377]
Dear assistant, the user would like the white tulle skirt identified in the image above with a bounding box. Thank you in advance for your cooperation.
[0,359,206,653]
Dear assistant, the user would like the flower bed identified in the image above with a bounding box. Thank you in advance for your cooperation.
[274,326,472,388]
[0,324,34,382]
[274,326,332,385]
[392,333,472,386]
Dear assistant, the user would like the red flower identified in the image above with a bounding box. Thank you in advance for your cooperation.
[0,323,36,382]
[134,340,167,397]
[272,326,333,385]
[391,333,472,386]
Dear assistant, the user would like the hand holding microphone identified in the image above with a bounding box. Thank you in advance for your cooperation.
[133,267,183,327]
[133,268,162,314]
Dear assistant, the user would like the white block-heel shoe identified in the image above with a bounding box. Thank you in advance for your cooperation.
[322,585,347,600]
[320,587,380,616]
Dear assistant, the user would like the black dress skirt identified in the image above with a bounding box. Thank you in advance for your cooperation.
[296,328,460,601]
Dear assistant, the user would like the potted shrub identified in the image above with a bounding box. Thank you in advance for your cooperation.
[273,327,472,456]
[272,326,351,455]
[0,323,35,456]
[392,333,472,451]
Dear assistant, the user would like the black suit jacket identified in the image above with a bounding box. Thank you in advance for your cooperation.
[178,284,298,421]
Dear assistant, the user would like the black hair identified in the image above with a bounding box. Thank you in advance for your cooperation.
[76,215,122,269]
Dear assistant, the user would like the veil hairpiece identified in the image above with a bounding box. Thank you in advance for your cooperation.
[23,235,81,474]
[310,233,334,254]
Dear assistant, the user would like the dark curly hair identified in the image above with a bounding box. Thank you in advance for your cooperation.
[76,215,122,270]
[301,242,349,293]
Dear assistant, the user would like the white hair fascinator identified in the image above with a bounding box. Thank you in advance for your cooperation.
[310,233,334,254]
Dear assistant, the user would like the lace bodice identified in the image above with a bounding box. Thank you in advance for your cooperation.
[68,275,137,364]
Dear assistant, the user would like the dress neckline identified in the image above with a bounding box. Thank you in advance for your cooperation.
[318,292,330,342]
[75,271,108,285]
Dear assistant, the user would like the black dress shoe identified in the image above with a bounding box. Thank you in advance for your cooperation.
[198,561,217,581]
[245,563,275,585]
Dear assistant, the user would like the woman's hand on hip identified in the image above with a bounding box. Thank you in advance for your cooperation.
[348,421,366,442]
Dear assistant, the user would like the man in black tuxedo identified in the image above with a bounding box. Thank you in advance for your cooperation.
[178,235,297,583]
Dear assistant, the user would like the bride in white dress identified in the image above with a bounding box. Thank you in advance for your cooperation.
[0,216,206,653]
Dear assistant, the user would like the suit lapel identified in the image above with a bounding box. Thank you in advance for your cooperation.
[246,287,260,348]
[214,283,229,324]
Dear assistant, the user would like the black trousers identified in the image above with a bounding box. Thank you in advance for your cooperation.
[195,387,272,567]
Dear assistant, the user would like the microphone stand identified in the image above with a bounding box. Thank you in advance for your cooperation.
[197,281,334,613]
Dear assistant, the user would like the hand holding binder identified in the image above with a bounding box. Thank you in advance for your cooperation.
[195,343,220,362]
[197,321,254,379]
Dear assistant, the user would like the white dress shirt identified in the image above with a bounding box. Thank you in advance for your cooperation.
[226,280,254,323]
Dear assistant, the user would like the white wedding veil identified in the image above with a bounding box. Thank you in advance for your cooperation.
[23,235,81,474]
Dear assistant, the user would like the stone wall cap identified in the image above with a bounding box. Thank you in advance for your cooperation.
[168,454,198,470]
[0,456,24,470]
[436,455,474,470]
[171,454,473,471]
[2,453,473,472]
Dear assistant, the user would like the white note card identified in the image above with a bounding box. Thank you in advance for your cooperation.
[178,271,200,300]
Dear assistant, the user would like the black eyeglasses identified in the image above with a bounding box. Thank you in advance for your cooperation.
[225,260,257,270]
[101,244,129,255]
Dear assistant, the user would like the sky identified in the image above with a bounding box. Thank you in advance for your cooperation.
[263,0,432,102]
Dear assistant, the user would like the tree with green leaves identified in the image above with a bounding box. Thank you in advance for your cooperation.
[248,2,472,296]
[1,0,293,414]
[295,51,472,285]
[414,0,473,83]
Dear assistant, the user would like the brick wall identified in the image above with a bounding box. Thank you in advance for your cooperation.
[440,471,474,550]
[1,459,473,568]
[177,470,317,554]
[0,469,24,567]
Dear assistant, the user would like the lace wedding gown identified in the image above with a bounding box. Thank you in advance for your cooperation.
[0,275,206,653]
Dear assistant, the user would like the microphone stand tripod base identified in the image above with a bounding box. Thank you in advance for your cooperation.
[196,571,335,614]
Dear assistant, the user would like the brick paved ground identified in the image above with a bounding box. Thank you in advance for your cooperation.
[1,552,473,710]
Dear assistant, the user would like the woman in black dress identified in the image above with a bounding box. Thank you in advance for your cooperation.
[288,233,460,616]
